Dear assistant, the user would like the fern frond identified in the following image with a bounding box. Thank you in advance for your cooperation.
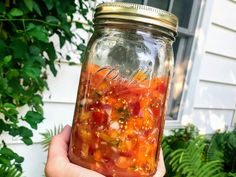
[0,165,22,177]
[207,133,225,161]
[228,172,236,177]
[40,125,63,151]
[162,138,172,158]
[169,138,223,177]
[196,160,224,177]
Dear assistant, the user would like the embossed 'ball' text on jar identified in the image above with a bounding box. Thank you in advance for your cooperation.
[69,2,178,177]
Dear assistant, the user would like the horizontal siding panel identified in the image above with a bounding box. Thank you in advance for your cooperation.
[43,63,81,103]
[1,102,75,144]
[206,24,236,58]
[199,52,236,84]
[194,81,236,109]
[212,0,236,31]
[190,109,234,134]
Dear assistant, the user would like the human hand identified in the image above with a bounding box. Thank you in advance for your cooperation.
[45,125,166,177]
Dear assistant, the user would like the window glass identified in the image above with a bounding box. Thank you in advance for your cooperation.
[147,0,170,11]
[172,0,194,28]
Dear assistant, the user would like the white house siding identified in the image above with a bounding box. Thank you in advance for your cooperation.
[182,0,236,134]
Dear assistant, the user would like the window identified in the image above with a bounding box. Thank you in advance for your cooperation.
[115,0,202,120]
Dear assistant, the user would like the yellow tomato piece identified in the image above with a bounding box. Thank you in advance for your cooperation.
[81,143,89,158]
[115,156,133,169]
[94,150,102,161]
[80,129,92,141]
[79,111,91,122]
[133,70,147,82]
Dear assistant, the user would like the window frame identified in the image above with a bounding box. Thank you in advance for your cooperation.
[140,0,203,121]
[166,0,215,128]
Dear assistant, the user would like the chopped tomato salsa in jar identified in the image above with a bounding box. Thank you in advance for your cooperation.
[69,64,168,177]
[68,2,178,177]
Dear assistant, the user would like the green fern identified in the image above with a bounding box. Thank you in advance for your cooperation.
[228,172,236,177]
[0,165,22,177]
[40,125,63,151]
[169,138,223,177]
[207,130,236,174]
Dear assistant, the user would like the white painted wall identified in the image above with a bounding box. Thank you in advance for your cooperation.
[182,0,236,134]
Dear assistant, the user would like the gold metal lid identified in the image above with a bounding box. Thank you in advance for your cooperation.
[95,2,178,35]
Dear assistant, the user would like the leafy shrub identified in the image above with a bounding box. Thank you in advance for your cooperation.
[0,0,93,175]
[163,124,236,177]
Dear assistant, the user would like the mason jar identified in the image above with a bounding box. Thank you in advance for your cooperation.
[69,2,178,177]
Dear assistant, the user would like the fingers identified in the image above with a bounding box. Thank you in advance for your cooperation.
[58,125,71,144]
[45,125,105,177]
[154,148,166,177]
[48,125,71,160]
[45,125,72,177]
[64,163,105,177]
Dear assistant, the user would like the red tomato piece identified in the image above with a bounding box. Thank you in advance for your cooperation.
[131,101,140,116]
[150,106,160,117]
[157,82,167,94]
[92,111,108,126]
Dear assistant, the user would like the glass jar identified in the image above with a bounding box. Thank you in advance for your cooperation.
[69,2,178,177]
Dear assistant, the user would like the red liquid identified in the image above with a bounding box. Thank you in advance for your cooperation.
[69,64,168,177]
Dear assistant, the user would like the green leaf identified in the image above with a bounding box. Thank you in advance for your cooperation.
[32,95,43,105]
[6,69,19,79]
[24,0,33,11]
[19,126,33,138]
[46,16,60,24]
[27,24,49,43]
[46,42,57,76]
[27,30,47,43]
[0,78,8,91]
[228,134,236,148]
[0,147,23,163]
[66,55,71,61]
[0,165,22,177]
[21,137,33,145]
[69,62,77,66]
[0,147,14,157]
[33,1,42,16]
[44,0,53,10]
[80,8,88,16]
[29,45,41,55]
[15,156,24,163]
[77,44,87,51]
[7,109,19,116]
[23,66,41,80]
[75,22,84,29]
[3,103,16,109]
[59,36,66,48]
[32,56,45,65]
[0,156,11,166]
[24,111,44,129]
[10,39,27,58]
[3,55,12,64]
[46,42,56,61]
[8,8,23,17]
